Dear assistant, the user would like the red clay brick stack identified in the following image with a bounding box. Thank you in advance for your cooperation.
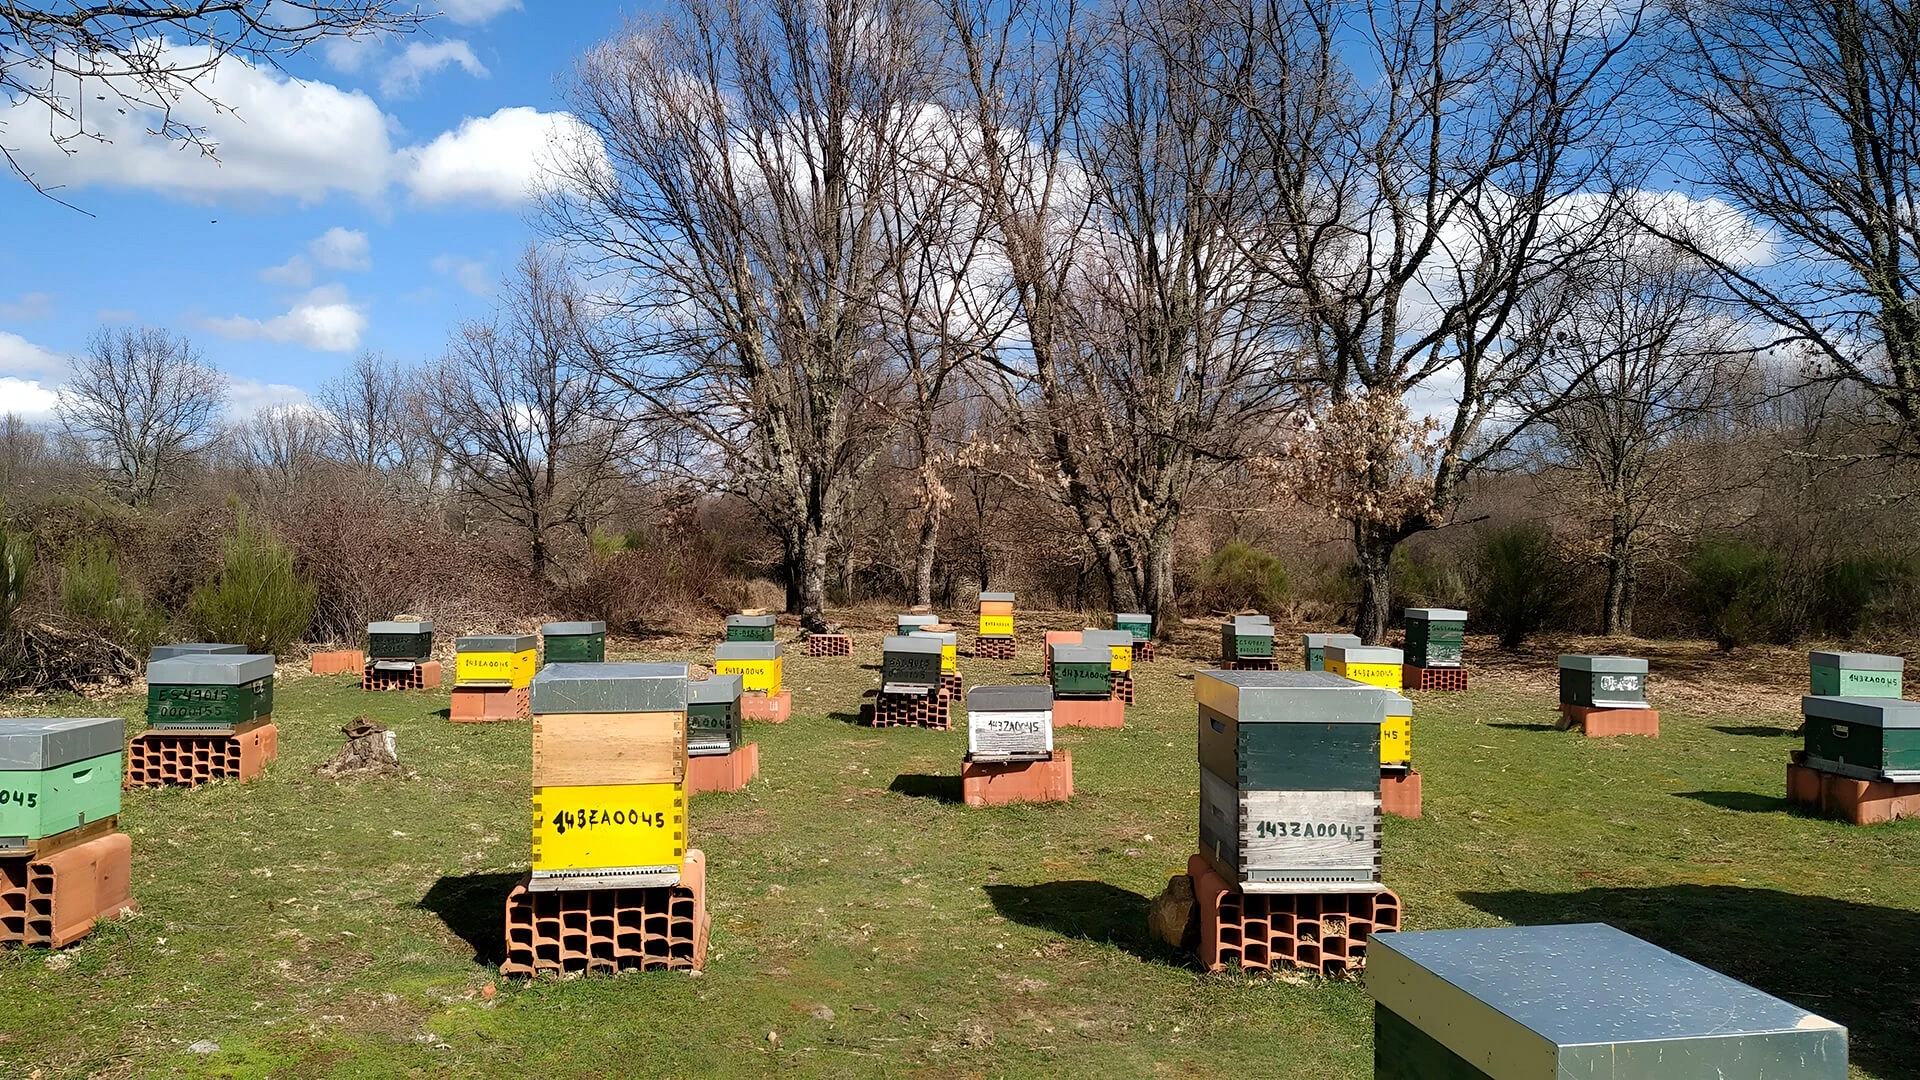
[804,632,853,657]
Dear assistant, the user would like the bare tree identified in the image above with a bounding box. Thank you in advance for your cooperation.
[231,404,331,498]
[315,350,438,492]
[57,325,227,506]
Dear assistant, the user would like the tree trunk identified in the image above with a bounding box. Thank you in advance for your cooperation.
[792,518,833,633]
[1142,526,1179,640]
[1352,523,1399,645]
[914,486,940,609]
[1602,516,1632,637]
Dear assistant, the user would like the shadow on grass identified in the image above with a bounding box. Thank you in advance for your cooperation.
[984,881,1181,965]
[1461,884,1920,1079]
[434,708,451,720]
[888,773,961,803]
[1711,724,1795,738]
[829,709,867,726]
[1483,721,1561,731]
[1674,790,1790,814]
[419,872,521,966]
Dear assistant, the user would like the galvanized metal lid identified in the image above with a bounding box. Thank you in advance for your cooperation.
[1229,622,1276,639]
[1368,924,1846,1076]
[146,653,276,686]
[1802,695,1920,728]
[1808,650,1904,672]
[688,674,743,704]
[369,620,433,635]
[1115,612,1151,623]
[1081,629,1133,649]
[885,634,943,656]
[1230,614,1272,627]
[979,591,1016,603]
[1050,643,1110,665]
[1302,632,1363,648]
[541,620,606,636]
[531,662,688,714]
[0,717,125,771]
[1404,607,1468,622]
[1382,690,1413,718]
[150,643,245,660]
[1194,669,1387,725]
[726,614,777,628]
[966,685,1053,712]
[1558,654,1648,674]
[897,614,939,628]
[714,641,781,660]
[456,634,538,654]
[1326,644,1401,665]
[909,629,958,646]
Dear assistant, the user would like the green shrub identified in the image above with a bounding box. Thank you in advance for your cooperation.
[1687,541,1786,649]
[1196,541,1290,612]
[0,523,30,641]
[1813,553,1916,639]
[187,509,316,655]
[1473,522,1560,649]
[60,538,164,654]
[1392,544,1470,609]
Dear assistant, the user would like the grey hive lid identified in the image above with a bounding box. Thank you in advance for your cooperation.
[1368,924,1845,1075]
[1404,607,1468,622]
[541,620,606,636]
[1808,650,1904,672]
[688,674,743,704]
[1302,632,1363,648]
[1230,614,1272,627]
[884,634,943,656]
[1050,643,1109,665]
[1081,629,1133,649]
[0,717,125,771]
[726,614,777,628]
[1381,690,1413,718]
[369,620,432,635]
[1115,612,1151,623]
[1558,654,1648,674]
[456,634,538,653]
[146,653,276,686]
[1802,695,1920,729]
[1326,644,1401,665]
[966,685,1053,712]
[714,641,781,660]
[1228,622,1275,638]
[897,614,939,628]
[979,592,1016,603]
[150,643,245,660]
[1194,669,1386,725]
[908,629,958,646]
[532,662,687,713]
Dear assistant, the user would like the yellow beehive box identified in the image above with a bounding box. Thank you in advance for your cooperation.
[531,781,685,873]
[1381,691,1412,769]
[912,629,958,673]
[533,712,685,788]
[453,634,540,688]
[979,614,1014,636]
[1083,630,1133,673]
[715,642,782,694]
[1327,644,1403,690]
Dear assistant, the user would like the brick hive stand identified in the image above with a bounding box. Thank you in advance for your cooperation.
[126,722,278,788]
[363,662,442,691]
[741,690,792,724]
[501,850,709,976]
[1381,770,1423,819]
[0,832,136,948]
[310,649,365,675]
[941,671,965,702]
[863,690,952,730]
[1109,671,1136,705]
[1131,640,1156,662]
[1787,755,1920,824]
[686,743,760,796]
[450,686,531,722]
[961,750,1073,807]
[804,634,852,657]
[1054,696,1124,729]
[1557,703,1659,737]
[973,637,1017,660]
[1188,854,1400,976]
[1402,665,1468,691]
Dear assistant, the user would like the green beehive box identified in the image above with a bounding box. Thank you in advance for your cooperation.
[896,614,939,635]
[1050,643,1112,697]
[687,675,743,757]
[725,614,776,642]
[1402,608,1467,668]
[1115,613,1153,641]
[881,635,943,694]
[1302,632,1362,672]
[0,717,124,847]
[1222,616,1275,661]
[145,654,276,729]
[541,621,606,664]
[1558,654,1648,707]
[1808,651,1903,698]
[368,620,434,661]
[1801,696,1920,783]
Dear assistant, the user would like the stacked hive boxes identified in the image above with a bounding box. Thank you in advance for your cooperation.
[872,635,949,728]
[1790,696,1920,823]
[715,641,788,723]
[1401,608,1469,690]
[1,717,133,948]
[1190,670,1397,973]
[1367,924,1847,1078]
[686,675,757,795]
[507,662,708,975]
[1557,655,1656,736]
[1221,615,1276,670]
[912,626,963,700]
[365,619,439,690]
[1326,644,1404,690]
[131,653,278,787]
[1809,651,1902,697]
[725,614,776,642]
[1051,642,1122,728]
[1115,613,1154,660]
[542,620,606,664]
[1303,633,1362,672]
[1083,629,1136,704]
[451,634,538,722]
[976,592,1017,658]
[961,686,1071,806]
[1379,691,1420,818]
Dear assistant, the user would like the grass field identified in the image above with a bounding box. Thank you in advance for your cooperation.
[1,630,1916,1079]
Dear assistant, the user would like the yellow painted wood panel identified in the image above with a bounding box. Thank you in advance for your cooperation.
[716,657,783,694]
[978,614,1014,636]
[455,649,538,688]
[531,782,684,872]
[1329,659,1402,690]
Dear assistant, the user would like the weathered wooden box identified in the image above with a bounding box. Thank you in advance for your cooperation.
[725,614,776,642]
[966,684,1053,760]
[1558,654,1649,707]
[368,620,433,661]
[1368,923,1847,1079]
[687,674,742,757]
[1402,607,1467,668]
[882,635,944,695]
[1326,644,1403,689]
[145,653,276,730]
[454,634,539,689]
[1808,651,1903,698]
[1801,695,1920,783]
[1302,632,1362,672]
[540,620,606,664]
[0,717,123,847]
[1050,643,1112,697]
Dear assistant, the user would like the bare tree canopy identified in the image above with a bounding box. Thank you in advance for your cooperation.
[57,325,228,506]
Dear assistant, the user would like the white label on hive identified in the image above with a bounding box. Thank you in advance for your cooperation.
[1201,769,1378,875]
[967,709,1054,756]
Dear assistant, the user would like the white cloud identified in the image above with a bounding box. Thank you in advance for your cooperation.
[442,0,522,25]
[261,256,313,286]
[381,40,489,97]
[204,285,368,352]
[402,107,604,207]
[431,254,493,296]
[310,227,372,271]
[0,331,69,376]
[0,292,54,321]
[226,378,312,419]
[0,378,62,423]
[1630,190,1776,269]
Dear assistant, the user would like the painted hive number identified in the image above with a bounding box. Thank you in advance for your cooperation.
[548,807,669,834]
[0,789,39,807]
[1255,819,1369,841]
[1595,673,1644,694]
[987,717,1042,734]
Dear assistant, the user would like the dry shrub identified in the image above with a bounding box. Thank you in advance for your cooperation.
[551,530,742,634]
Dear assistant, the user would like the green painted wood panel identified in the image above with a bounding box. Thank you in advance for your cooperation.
[146,677,273,728]
[0,751,122,842]
[1809,664,1902,697]
[1197,705,1380,791]
[725,626,775,642]
[1558,668,1646,707]
[543,634,605,664]
[1805,717,1920,776]
[1052,662,1111,696]
[687,700,741,755]
[1374,1004,1493,1080]
[369,631,432,661]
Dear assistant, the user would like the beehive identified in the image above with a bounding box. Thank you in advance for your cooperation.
[1800,695,1920,783]
[1195,670,1384,892]
[896,614,939,635]
[725,614,776,642]
[1222,616,1275,662]
[1115,613,1153,641]
[1050,643,1112,698]
[529,663,688,889]
[1380,691,1412,770]
[368,620,433,662]
[149,643,245,661]
[1808,651,1903,698]
[1080,629,1134,674]
[1558,655,1649,708]
[0,718,123,847]
[714,641,782,695]
[966,685,1054,760]
[881,635,943,695]
[454,634,539,689]
[909,628,959,673]
[1368,924,1847,1079]
[1326,644,1403,690]
[978,592,1015,638]
[1303,633,1362,672]
[686,675,743,758]
[1402,608,1467,668]
[541,620,606,664]
[144,654,275,730]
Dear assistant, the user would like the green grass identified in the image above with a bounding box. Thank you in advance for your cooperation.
[2,647,1917,1079]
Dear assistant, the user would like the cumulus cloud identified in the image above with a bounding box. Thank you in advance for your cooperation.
[380,40,489,97]
[442,0,522,24]
[0,293,54,321]
[0,331,69,376]
[205,285,368,352]
[0,378,63,423]
[431,254,494,296]
[310,227,372,271]
[227,378,313,419]
[402,107,605,208]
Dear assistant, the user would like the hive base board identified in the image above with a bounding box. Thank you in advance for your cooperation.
[126,722,278,788]
[961,749,1072,807]
[804,634,852,657]
[686,743,760,796]
[1186,853,1399,976]
[503,849,708,977]
[1787,758,1920,825]
[1557,703,1659,737]
[310,649,365,675]
[0,816,120,862]
[973,636,1017,660]
[1221,657,1278,671]
[449,685,531,722]
[1401,665,1468,692]
[741,689,792,724]
[1,831,135,949]
[363,661,442,691]
[1381,769,1422,819]
[1053,695,1124,729]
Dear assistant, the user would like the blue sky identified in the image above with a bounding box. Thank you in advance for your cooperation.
[0,2,641,420]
